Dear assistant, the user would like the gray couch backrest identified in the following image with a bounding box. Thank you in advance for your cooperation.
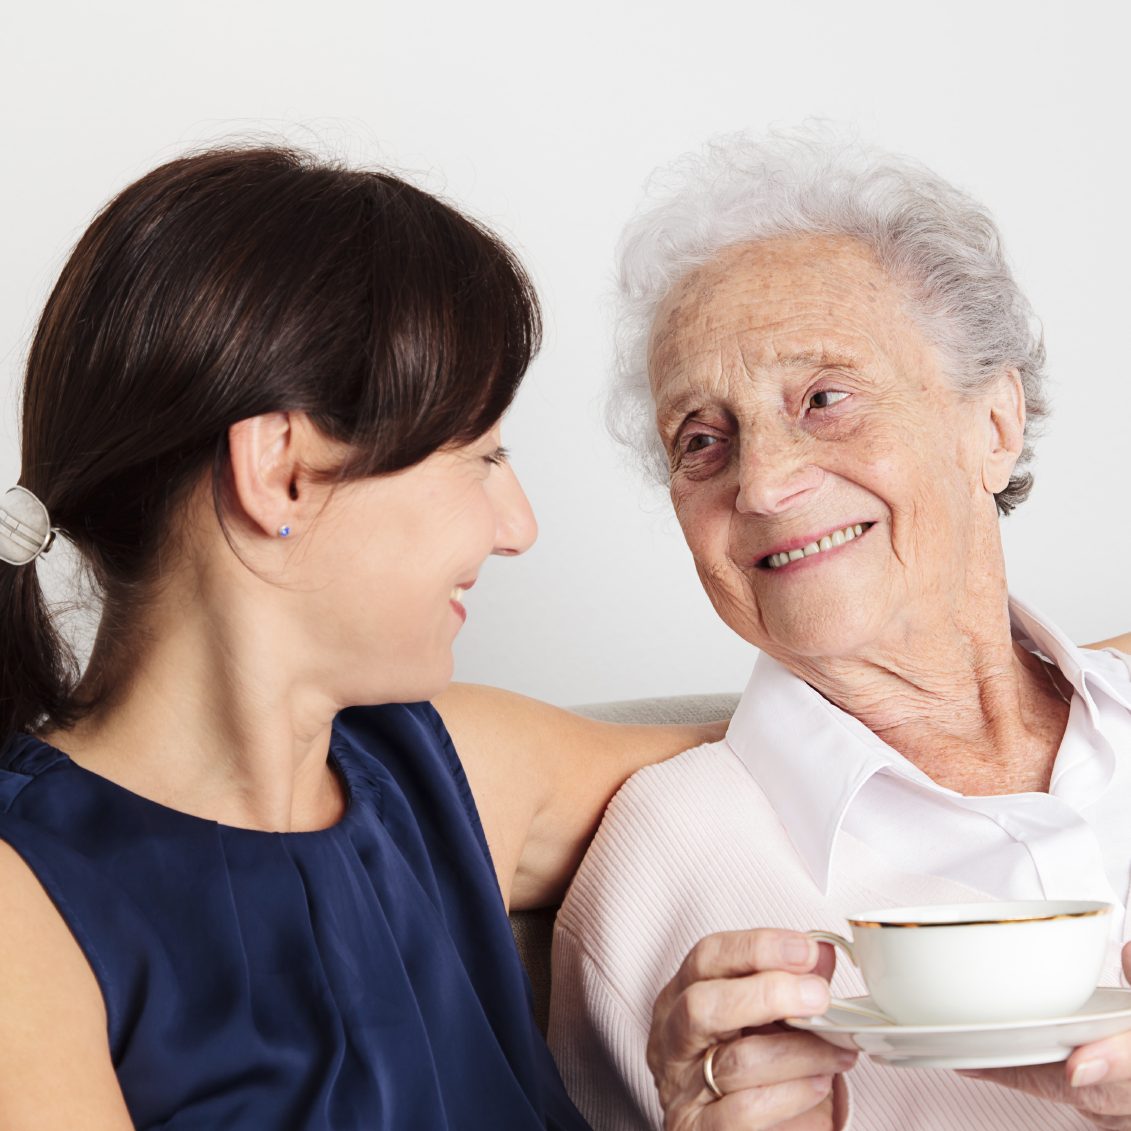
[510,692,739,1033]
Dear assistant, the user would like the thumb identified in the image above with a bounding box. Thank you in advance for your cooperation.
[815,941,838,983]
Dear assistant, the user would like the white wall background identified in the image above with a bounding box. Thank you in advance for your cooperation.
[2,0,1128,705]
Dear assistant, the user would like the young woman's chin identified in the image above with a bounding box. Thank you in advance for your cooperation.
[368,657,456,708]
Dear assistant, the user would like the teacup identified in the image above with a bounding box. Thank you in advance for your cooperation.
[809,900,1112,1026]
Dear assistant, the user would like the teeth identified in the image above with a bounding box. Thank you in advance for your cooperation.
[765,523,871,570]
[451,587,465,601]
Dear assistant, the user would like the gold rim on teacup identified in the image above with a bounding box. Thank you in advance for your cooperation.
[847,902,1112,930]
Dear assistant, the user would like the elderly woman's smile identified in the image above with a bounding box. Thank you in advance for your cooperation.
[650,233,1024,663]
[759,519,874,570]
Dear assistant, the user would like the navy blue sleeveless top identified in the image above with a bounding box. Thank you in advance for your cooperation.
[0,703,590,1130]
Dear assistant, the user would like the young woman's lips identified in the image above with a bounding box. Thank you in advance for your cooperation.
[449,580,475,623]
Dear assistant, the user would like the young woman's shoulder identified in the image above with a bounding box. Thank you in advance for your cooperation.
[0,840,132,1128]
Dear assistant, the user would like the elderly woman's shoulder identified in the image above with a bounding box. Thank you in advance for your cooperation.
[1086,632,1131,654]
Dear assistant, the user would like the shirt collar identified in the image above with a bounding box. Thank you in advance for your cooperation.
[724,596,1131,892]
[1008,595,1131,720]
[725,650,914,893]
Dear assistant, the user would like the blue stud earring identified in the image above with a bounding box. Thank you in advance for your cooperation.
[278,525,292,538]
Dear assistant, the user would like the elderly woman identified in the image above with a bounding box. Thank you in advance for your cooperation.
[548,135,1131,1130]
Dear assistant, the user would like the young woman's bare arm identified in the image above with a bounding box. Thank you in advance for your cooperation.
[1087,632,1131,653]
[433,684,725,910]
[0,842,134,1130]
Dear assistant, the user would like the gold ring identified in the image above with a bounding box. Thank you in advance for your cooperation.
[702,1043,725,1100]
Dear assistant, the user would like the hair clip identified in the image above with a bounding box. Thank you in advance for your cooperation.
[0,486,57,566]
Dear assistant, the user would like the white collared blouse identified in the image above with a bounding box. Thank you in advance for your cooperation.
[726,597,1131,932]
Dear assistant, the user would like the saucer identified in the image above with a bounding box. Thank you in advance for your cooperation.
[786,988,1131,1069]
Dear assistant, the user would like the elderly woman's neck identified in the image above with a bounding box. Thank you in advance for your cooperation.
[786,596,1070,797]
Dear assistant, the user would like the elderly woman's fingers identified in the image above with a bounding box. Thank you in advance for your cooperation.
[1066,1029,1131,1091]
[774,1093,840,1131]
[707,1030,857,1093]
[962,1048,1131,1129]
[648,930,852,1129]
[663,969,832,1058]
[647,969,832,1109]
[693,1074,836,1131]
[671,930,820,992]
[651,929,827,1065]
[776,1095,839,1131]
[960,1063,1074,1103]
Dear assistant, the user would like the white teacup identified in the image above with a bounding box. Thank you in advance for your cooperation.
[809,900,1112,1026]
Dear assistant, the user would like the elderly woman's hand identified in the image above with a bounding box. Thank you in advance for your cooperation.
[960,942,1131,1129]
[647,929,858,1129]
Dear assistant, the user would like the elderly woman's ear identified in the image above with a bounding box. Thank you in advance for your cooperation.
[979,369,1026,496]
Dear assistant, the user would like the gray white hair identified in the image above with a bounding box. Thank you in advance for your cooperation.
[610,129,1048,514]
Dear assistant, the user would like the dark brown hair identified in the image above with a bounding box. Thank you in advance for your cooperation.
[1,146,541,749]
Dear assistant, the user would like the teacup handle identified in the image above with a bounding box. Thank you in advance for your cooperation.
[806,930,894,1024]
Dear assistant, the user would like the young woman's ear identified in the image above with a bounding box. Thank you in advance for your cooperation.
[227,413,300,539]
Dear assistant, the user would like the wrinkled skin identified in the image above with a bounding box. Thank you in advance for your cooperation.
[647,930,856,1130]
[650,235,1014,673]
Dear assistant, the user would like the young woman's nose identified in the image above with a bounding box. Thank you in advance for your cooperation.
[492,465,538,556]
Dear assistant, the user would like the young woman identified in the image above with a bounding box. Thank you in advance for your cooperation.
[0,147,718,1130]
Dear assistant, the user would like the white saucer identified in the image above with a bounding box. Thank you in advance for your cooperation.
[786,988,1131,1069]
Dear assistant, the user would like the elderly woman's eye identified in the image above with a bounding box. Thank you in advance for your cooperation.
[809,390,850,409]
[684,434,719,453]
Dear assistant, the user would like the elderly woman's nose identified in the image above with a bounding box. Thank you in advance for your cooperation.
[492,466,538,556]
[735,435,823,515]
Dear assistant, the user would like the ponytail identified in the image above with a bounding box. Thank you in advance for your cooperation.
[0,561,77,754]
